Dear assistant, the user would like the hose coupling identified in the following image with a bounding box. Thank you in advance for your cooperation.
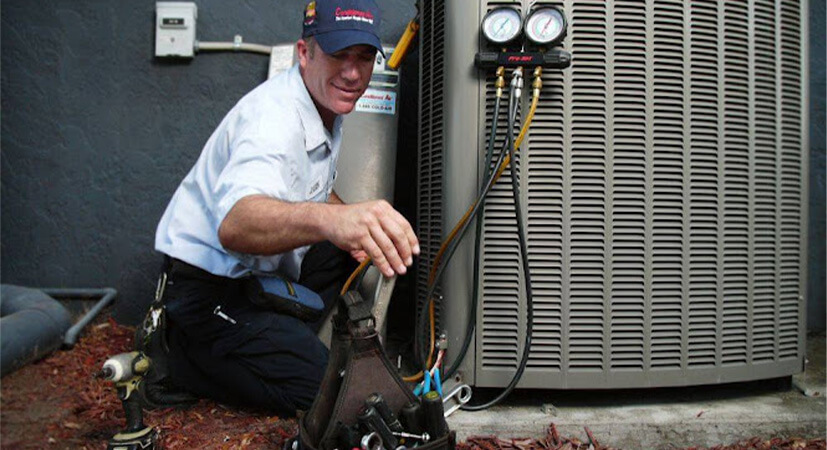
[511,67,524,88]
[532,67,542,97]
[511,67,524,98]
[495,66,506,98]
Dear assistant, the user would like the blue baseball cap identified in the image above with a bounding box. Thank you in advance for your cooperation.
[302,0,384,56]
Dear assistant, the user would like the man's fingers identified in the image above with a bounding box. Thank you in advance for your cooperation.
[369,222,406,276]
[393,210,419,257]
[361,237,393,277]
[339,201,419,278]
[379,215,413,267]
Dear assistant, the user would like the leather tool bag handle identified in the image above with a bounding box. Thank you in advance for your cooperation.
[294,291,455,450]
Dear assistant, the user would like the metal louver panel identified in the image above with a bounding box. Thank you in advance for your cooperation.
[777,0,804,361]
[416,0,446,320]
[417,0,807,389]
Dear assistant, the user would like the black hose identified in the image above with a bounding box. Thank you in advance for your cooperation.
[415,71,537,411]
[443,91,502,379]
[462,80,535,411]
[415,90,517,370]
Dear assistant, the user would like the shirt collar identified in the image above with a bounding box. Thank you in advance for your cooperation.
[289,64,342,152]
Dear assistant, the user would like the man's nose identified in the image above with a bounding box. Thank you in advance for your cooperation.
[340,58,362,82]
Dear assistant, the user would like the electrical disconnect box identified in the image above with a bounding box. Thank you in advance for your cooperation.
[155,2,197,58]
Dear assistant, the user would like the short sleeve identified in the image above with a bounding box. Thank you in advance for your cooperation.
[212,123,298,227]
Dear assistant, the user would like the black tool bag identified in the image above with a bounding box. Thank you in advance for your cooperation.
[290,290,456,450]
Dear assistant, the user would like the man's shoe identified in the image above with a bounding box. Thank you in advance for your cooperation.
[137,375,198,410]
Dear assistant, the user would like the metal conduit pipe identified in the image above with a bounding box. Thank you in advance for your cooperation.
[195,35,273,55]
[40,287,117,346]
[0,285,72,377]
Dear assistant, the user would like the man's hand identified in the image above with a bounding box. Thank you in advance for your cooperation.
[323,200,419,277]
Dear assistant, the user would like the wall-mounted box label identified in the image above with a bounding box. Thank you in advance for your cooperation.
[155,2,197,58]
[162,17,186,27]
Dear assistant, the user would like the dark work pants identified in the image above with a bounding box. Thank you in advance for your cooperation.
[163,242,355,416]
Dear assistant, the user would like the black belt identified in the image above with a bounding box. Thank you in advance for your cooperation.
[164,256,241,285]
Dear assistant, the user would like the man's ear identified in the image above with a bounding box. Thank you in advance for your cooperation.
[297,39,309,71]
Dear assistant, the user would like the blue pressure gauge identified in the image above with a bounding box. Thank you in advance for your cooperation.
[481,7,522,45]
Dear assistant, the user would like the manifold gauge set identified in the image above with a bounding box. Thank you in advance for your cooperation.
[481,6,566,47]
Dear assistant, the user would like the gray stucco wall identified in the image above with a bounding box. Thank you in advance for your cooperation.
[1,1,825,330]
[0,0,415,324]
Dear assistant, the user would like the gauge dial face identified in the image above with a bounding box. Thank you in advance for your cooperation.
[481,7,522,44]
[525,7,565,45]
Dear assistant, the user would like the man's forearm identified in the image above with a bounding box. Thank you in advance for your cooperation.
[218,193,420,278]
[218,195,336,255]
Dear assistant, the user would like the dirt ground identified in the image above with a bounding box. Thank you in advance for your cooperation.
[1,314,824,450]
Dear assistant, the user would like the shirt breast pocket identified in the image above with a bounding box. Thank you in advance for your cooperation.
[305,172,329,203]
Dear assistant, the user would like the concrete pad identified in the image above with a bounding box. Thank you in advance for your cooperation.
[447,334,826,449]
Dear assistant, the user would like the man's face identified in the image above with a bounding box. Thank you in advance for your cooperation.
[298,39,376,125]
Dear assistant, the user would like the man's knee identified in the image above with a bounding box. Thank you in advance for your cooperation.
[234,316,329,413]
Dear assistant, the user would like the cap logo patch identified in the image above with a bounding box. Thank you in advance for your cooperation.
[334,7,375,24]
[304,1,317,26]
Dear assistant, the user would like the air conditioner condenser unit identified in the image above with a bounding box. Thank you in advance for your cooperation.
[416,0,809,389]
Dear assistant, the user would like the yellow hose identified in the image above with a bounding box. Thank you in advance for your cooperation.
[429,84,541,285]
[340,258,372,296]
[388,17,419,70]
[405,73,543,382]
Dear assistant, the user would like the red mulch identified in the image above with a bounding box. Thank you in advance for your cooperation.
[1,316,824,450]
[0,317,295,449]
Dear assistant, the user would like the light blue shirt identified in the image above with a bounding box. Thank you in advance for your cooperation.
[155,64,343,281]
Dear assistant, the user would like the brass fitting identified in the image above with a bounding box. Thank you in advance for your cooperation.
[532,66,543,96]
[495,66,506,98]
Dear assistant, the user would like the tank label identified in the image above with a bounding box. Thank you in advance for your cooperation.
[355,88,396,115]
